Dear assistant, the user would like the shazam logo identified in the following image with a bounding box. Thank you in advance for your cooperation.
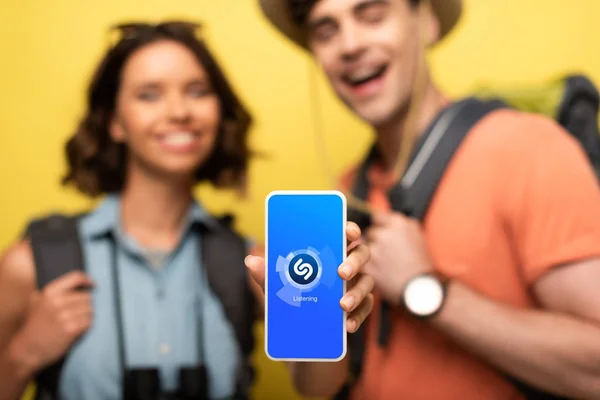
[275,246,338,307]
[288,254,319,286]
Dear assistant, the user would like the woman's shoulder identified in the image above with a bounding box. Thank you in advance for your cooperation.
[0,240,37,305]
[2,211,89,294]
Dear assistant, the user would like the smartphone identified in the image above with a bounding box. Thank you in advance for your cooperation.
[264,190,347,361]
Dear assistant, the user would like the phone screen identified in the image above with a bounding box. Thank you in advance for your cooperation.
[265,190,346,361]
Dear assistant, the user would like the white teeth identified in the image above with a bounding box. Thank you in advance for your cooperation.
[163,132,195,146]
[348,67,380,82]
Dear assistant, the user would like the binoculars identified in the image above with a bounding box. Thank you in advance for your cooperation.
[123,365,209,400]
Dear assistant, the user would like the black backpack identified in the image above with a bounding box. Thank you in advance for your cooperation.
[336,74,600,400]
[23,212,256,400]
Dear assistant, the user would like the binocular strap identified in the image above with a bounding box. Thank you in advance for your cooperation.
[106,232,210,399]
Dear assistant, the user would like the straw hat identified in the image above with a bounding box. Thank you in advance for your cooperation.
[259,0,462,49]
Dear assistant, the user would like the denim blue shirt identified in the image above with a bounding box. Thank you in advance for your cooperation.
[58,195,242,399]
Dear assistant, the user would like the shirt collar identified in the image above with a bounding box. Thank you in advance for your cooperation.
[79,193,219,241]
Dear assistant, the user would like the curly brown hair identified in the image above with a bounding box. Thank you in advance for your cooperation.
[62,21,253,197]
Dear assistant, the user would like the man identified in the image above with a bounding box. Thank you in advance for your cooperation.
[252,0,600,399]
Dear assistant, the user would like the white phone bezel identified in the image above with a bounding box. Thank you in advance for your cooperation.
[264,190,348,362]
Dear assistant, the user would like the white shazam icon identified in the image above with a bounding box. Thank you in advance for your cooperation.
[293,258,313,281]
[277,247,333,304]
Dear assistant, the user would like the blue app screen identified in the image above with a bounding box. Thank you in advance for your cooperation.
[265,191,346,360]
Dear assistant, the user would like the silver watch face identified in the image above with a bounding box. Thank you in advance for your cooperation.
[404,275,444,316]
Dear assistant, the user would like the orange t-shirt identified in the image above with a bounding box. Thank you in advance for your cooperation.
[342,109,600,400]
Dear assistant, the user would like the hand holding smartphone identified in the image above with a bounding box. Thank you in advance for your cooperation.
[264,190,347,361]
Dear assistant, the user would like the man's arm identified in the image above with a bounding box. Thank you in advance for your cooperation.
[428,117,600,399]
[361,115,600,398]
[431,259,600,399]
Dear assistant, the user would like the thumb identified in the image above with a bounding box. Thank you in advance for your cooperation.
[245,255,265,292]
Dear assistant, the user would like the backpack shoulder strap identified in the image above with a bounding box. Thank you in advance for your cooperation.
[195,215,256,396]
[347,97,506,223]
[387,98,568,400]
[557,74,600,178]
[346,146,379,232]
[25,213,85,288]
[393,97,507,219]
[379,97,506,345]
[23,212,86,400]
[336,98,506,400]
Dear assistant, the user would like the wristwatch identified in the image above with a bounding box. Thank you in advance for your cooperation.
[401,272,448,319]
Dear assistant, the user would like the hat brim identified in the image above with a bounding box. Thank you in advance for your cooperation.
[259,0,462,49]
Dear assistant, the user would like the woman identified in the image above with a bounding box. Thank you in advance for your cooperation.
[0,21,373,400]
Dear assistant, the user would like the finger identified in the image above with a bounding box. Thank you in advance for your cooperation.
[61,292,93,309]
[340,273,375,312]
[338,243,370,281]
[60,303,93,322]
[65,313,93,337]
[347,237,365,253]
[46,271,95,295]
[245,255,265,291]
[346,222,361,245]
[347,293,374,333]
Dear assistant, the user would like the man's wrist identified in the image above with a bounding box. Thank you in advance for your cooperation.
[427,279,469,330]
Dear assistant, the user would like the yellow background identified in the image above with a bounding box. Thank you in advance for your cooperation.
[1,0,599,399]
